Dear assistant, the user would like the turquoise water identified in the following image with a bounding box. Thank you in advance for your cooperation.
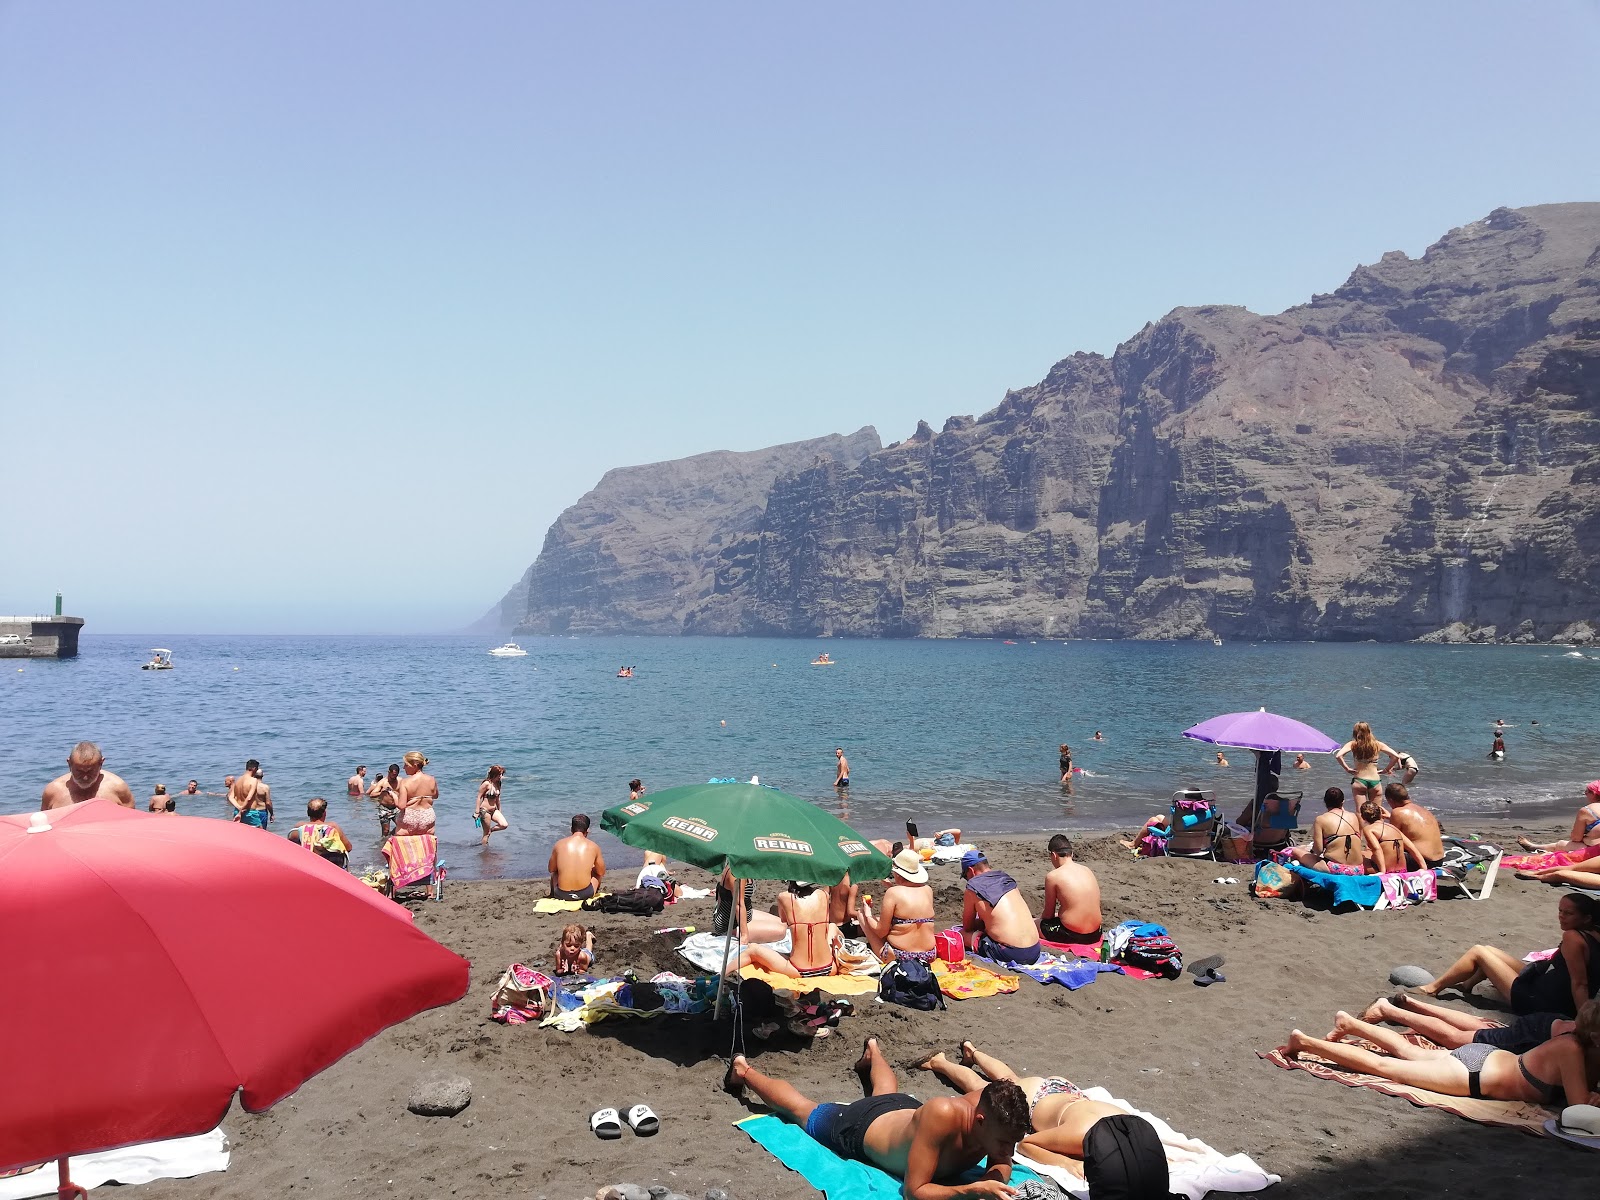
[3,634,1596,880]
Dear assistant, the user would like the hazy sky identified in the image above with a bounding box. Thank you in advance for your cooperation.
[3,1,1597,633]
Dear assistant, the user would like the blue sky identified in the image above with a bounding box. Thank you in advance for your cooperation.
[2,1,1597,633]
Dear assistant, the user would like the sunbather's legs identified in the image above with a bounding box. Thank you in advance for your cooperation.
[1363,995,1490,1049]
[727,1055,819,1125]
[738,945,804,978]
[1530,864,1600,885]
[1418,944,1522,1001]
[1285,1031,1467,1095]
[856,1038,898,1097]
[959,1041,1020,1083]
[911,1051,990,1096]
[1328,1012,1433,1060]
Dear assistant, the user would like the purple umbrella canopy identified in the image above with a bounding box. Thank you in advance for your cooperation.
[1181,708,1338,754]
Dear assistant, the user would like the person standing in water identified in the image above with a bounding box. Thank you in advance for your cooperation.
[347,765,367,797]
[834,747,850,789]
[1336,722,1400,810]
[1490,733,1507,761]
[1058,744,1073,783]
[474,764,508,846]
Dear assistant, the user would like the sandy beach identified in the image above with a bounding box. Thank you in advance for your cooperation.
[128,814,1594,1200]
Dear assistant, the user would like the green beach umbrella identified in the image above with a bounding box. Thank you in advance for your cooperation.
[600,781,891,885]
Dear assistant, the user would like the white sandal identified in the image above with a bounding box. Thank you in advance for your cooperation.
[624,1103,659,1136]
[590,1107,623,1139]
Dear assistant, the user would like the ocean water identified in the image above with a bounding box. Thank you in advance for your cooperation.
[3,634,1597,880]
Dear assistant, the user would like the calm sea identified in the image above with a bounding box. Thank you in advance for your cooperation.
[3,635,1596,880]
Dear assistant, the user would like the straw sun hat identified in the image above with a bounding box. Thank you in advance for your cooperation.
[892,848,929,884]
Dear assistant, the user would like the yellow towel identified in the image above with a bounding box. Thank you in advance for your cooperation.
[533,893,608,914]
[932,958,1020,999]
[738,966,881,997]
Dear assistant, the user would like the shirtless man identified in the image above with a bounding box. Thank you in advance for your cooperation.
[725,1038,1028,1200]
[1039,835,1102,945]
[1384,782,1444,867]
[347,765,367,797]
[961,851,1041,965]
[40,742,137,810]
[1292,754,1311,771]
[228,760,273,829]
[148,784,176,813]
[1287,787,1368,874]
[368,763,401,836]
[915,1042,1170,1199]
[834,747,850,789]
[548,813,606,900]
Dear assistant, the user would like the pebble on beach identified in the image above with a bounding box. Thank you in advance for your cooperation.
[406,1071,472,1117]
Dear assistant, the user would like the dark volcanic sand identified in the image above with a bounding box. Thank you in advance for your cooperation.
[131,817,1594,1200]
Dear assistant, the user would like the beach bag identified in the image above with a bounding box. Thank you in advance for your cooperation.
[1252,860,1300,900]
[879,959,946,1011]
[1121,931,1182,978]
[585,888,665,916]
[935,927,965,964]
[489,963,554,1024]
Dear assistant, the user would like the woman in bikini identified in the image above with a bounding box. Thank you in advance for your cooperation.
[474,764,508,846]
[394,750,438,836]
[859,848,938,964]
[913,1042,1156,1172]
[1515,781,1600,869]
[736,880,838,979]
[1287,787,1368,875]
[1284,1000,1600,1108]
[1417,893,1600,1017]
[1359,799,1426,874]
[1335,721,1399,809]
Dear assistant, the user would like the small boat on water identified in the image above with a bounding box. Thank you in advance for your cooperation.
[142,648,173,670]
[810,653,835,665]
[488,642,528,658]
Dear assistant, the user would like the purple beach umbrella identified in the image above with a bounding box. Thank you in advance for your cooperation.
[1181,708,1338,754]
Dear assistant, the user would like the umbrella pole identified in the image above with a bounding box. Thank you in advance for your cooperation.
[58,1156,86,1199]
[713,865,740,1020]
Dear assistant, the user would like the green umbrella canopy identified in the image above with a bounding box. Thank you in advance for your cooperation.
[600,782,891,885]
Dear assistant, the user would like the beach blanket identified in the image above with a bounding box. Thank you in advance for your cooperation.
[927,842,977,866]
[1504,844,1600,872]
[382,834,437,890]
[1038,938,1162,981]
[736,1114,1046,1200]
[739,966,882,997]
[1015,1087,1279,1199]
[679,930,790,973]
[533,894,609,913]
[932,957,1020,999]
[1284,862,1438,910]
[1259,1037,1551,1135]
[681,931,882,987]
[1007,951,1119,990]
[0,1130,229,1199]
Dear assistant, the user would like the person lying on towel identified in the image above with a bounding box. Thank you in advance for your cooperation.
[725,1037,1030,1200]
[1356,993,1574,1053]
[960,851,1042,966]
[914,1041,1171,1200]
[1284,1000,1600,1107]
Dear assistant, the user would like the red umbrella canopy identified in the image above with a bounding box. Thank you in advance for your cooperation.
[0,801,470,1174]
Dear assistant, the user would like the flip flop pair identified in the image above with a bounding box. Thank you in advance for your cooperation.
[590,1104,659,1139]
[1187,955,1226,986]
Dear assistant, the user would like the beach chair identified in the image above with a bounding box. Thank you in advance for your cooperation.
[382,834,446,901]
[1435,836,1504,901]
[1250,791,1302,859]
[1163,789,1222,859]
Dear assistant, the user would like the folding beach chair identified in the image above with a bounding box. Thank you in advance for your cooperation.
[1163,789,1221,859]
[1435,836,1503,900]
[382,834,446,901]
[1250,791,1302,859]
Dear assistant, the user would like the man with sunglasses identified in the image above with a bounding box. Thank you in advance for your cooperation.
[40,742,137,810]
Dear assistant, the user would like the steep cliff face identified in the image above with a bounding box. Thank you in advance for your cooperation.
[495,203,1600,642]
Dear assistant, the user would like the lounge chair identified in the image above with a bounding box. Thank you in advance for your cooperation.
[1163,789,1221,859]
[382,833,445,901]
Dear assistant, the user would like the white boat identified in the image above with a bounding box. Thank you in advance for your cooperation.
[142,648,174,670]
[488,642,528,657]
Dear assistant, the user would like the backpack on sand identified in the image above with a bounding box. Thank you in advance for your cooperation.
[879,959,946,1011]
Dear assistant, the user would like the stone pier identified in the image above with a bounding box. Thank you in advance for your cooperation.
[0,616,85,658]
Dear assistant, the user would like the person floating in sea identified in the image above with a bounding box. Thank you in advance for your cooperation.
[723,1038,1030,1200]
[1092,730,1104,741]
[1214,751,1229,768]
[347,765,367,797]
[1292,753,1311,771]
[475,764,508,846]
[40,741,137,810]
[834,746,850,789]
[549,813,606,900]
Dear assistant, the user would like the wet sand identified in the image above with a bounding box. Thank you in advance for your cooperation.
[139,815,1593,1200]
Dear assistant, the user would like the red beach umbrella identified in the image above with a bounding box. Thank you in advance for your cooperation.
[0,801,470,1190]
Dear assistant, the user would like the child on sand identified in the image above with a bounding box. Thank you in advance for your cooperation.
[554,924,595,975]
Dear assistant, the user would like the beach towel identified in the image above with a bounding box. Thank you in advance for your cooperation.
[739,966,882,997]
[1504,844,1600,872]
[1007,951,1113,990]
[932,957,1020,999]
[382,834,437,890]
[1038,938,1162,980]
[928,842,977,866]
[0,1130,229,1199]
[1284,862,1439,910]
[533,894,608,914]
[680,930,790,972]
[736,1114,1046,1200]
[1014,1087,1279,1199]
[1259,1037,1551,1135]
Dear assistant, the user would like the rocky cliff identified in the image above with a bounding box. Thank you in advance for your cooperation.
[495,203,1600,642]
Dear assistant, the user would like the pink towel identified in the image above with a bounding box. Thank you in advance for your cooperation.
[383,834,438,889]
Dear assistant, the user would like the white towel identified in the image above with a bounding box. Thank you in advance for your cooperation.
[928,842,976,865]
[0,1130,229,1199]
[678,930,790,973]
[1016,1089,1277,1200]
